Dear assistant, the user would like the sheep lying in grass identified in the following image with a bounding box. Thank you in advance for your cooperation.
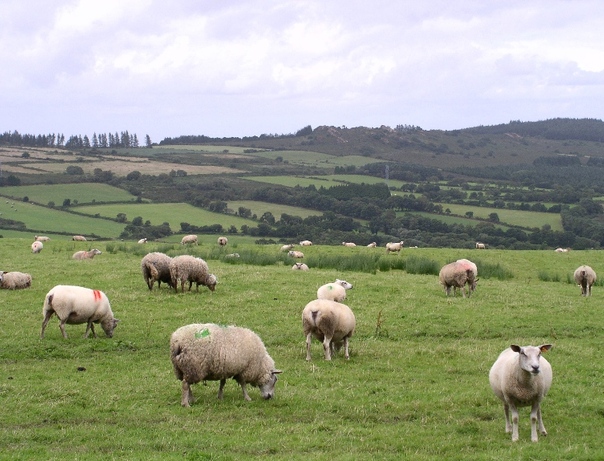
[489,344,553,442]
[299,240,312,246]
[317,279,353,302]
[40,285,119,339]
[138,238,148,244]
[141,252,174,290]
[280,244,295,252]
[0,271,32,290]
[439,261,476,298]
[31,241,43,254]
[288,250,304,259]
[170,323,282,405]
[386,241,404,253]
[34,235,50,242]
[366,242,377,248]
[342,242,356,247]
[574,265,597,296]
[72,249,102,260]
[72,235,87,241]
[170,255,217,292]
[180,234,198,245]
[292,262,309,271]
[302,299,356,360]
[217,236,228,246]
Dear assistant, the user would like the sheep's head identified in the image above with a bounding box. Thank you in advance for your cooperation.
[206,274,217,292]
[511,344,552,374]
[259,369,282,400]
[335,279,353,290]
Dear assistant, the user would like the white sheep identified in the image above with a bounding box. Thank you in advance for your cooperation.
[439,261,477,297]
[40,285,119,339]
[217,236,228,246]
[280,244,295,252]
[72,249,102,260]
[170,323,282,405]
[137,238,148,244]
[0,271,32,290]
[574,265,597,296]
[141,252,174,290]
[180,234,198,245]
[456,258,478,293]
[476,242,486,249]
[299,240,313,246]
[292,262,309,271]
[366,242,377,248]
[31,241,43,254]
[302,299,356,360]
[386,241,404,253]
[554,247,569,253]
[169,255,217,292]
[489,344,553,442]
[316,279,353,302]
[288,250,304,259]
[342,242,356,247]
[72,235,87,241]
[34,235,50,242]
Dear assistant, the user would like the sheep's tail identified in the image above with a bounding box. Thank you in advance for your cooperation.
[44,293,55,312]
[310,310,321,325]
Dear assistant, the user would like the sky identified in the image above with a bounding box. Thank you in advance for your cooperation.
[1,1,603,142]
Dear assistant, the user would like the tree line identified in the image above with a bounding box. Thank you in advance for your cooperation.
[0,130,152,149]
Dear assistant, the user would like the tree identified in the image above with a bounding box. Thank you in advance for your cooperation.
[488,212,500,223]
[62,198,71,207]
[145,135,152,148]
[66,165,84,175]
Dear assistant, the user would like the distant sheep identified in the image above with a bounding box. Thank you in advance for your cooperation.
[217,236,228,246]
[317,279,353,302]
[386,241,404,253]
[72,235,87,241]
[170,255,217,293]
[225,253,240,258]
[170,323,282,405]
[34,235,50,242]
[31,241,43,254]
[302,299,356,360]
[299,240,313,246]
[489,344,553,442]
[141,252,174,290]
[288,250,304,259]
[292,262,309,271]
[280,244,295,252]
[476,242,486,249]
[439,261,476,297]
[554,247,569,253]
[574,265,597,296]
[180,234,198,245]
[366,242,377,248]
[72,249,102,260]
[138,238,148,244]
[342,242,356,248]
[40,285,119,339]
[0,271,32,290]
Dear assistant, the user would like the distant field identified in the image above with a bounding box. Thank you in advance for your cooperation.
[226,200,323,219]
[0,184,137,205]
[245,174,405,189]
[245,150,383,168]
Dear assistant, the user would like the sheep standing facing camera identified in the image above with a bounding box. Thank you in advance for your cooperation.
[31,241,43,254]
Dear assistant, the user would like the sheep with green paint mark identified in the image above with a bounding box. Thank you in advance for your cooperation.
[316,279,353,302]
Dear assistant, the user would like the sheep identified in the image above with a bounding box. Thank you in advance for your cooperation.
[439,261,476,298]
[40,285,119,339]
[169,255,217,293]
[180,234,198,245]
[476,242,486,249]
[386,241,404,253]
[299,240,313,246]
[34,235,50,242]
[137,238,148,244]
[317,279,353,302]
[366,242,377,248]
[292,262,309,271]
[225,253,240,258]
[31,241,43,254]
[456,258,478,293]
[280,244,295,252]
[342,242,356,248]
[489,344,553,442]
[141,252,174,290]
[0,271,32,290]
[72,249,102,260]
[302,299,356,360]
[217,236,228,246]
[72,235,87,241]
[288,250,304,259]
[574,265,597,296]
[170,323,282,405]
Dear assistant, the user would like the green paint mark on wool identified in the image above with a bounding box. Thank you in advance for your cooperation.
[195,328,210,339]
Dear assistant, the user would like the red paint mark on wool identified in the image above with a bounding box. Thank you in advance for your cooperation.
[92,290,102,301]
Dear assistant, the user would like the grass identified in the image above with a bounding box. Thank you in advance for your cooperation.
[0,183,138,205]
[1,240,604,459]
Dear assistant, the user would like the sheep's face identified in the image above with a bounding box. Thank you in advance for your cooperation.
[511,345,552,374]
[101,318,120,338]
[259,370,282,400]
[206,274,217,292]
[336,279,353,290]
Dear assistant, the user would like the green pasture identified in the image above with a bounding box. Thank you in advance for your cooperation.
[0,240,603,459]
[245,150,382,168]
[226,200,322,219]
[0,183,138,205]
[245,174,404,189]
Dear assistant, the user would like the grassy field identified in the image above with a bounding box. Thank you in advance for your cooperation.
[226,200,323,219]
[245,174,405,189]
[0,239,603,459]
[0,183,138,205]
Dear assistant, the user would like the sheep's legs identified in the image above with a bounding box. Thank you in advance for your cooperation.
[322,336,333,360]
[343,337,350,359]
[59,321,69,339]
[530,403,546,442]
[181,381,194,407]
[238,381,252,401]
[84,321,97,338]
[305,333,313,361]
[508,404,520,442]
[40,311,54,339]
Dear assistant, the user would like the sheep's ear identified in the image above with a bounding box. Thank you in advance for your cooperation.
[539,344,553,353]
[272,369,283,375]
[510,345,521,353]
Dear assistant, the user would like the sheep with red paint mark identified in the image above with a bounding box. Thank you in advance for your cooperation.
[40,285,119,339]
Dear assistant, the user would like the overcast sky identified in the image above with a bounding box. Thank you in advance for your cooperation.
[1,1,603,142]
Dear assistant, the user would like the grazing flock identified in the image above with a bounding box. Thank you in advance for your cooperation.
[5,234,600,442]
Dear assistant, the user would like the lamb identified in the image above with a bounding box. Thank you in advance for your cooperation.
[72,249,102,260]
[438,261,476,297]
[342,242,356,247]
[302,299,356,360]
[316,279,353,302]
[292,262,309,271]
[288,250,304,259]
[180,234,198,245]
[137,238,148,244]
[40,285,119,339]
[489,344,553,442]
[280,244,295,252]
[34,235,50,242]
[574,265,597,296]
[386,241,404,253]
[170,323,282,405]
[31,241,43,254]
[72,235,87,241]
[169,255,217,292]
[299,240,313,246]
[217,236,228,246]
[141,252,174,290]
[0,271,32,290]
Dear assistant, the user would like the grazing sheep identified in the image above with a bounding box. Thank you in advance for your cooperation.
[217,236,228,246]
[574,265,597,296]
[476,242,486,249]
[72,235,87,241]
[288,250,304,259]
[225,253,240,258]
[180,234,198,245]
[439,261,476,298]
[0,271,32,290]
[170,323,282,405]
[554,247,568,253]
[299,240,313,246]
[141,252,174,290]
[302,299,356,360]
[280,244,295,252]
[170,255,217,292]
[72,249,102,260]
[489,344,553,442]
[40,285,119,339]
[386,241,404,253]
[366,242,377,248]
[317,279,353,302]
[342,242,356,248]
[34,235,50,242]
[292,262,309,271]
[138,238,148,244]
[456,258,479,293]
[31,241,43,254]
